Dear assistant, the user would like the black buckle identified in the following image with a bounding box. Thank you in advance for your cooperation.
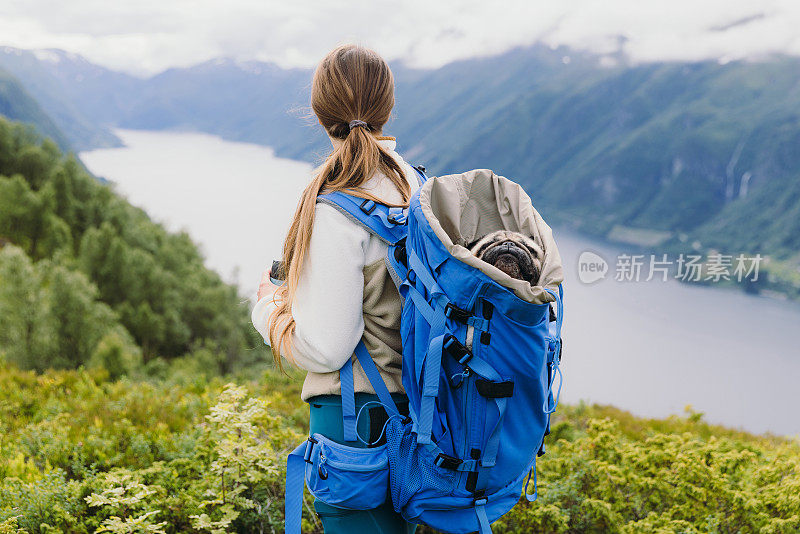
[434,453,462,470]
[393,238,408,267]
[360,198,376,215]
[444,303,472,323]
[414,164,426,173]
[443,335,472,365]
[482,301,494,320]
[466,449,481,492]
[303,436,317,464]
[475,379,515,398]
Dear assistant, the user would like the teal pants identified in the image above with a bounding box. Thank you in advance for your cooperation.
[308,393,417,534]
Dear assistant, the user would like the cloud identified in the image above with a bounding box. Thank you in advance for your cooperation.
[0,0,799,75]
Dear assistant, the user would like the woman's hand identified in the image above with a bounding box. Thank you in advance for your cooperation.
[257,267,280,301]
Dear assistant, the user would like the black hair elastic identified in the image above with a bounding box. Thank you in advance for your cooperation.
[348,119,368,130]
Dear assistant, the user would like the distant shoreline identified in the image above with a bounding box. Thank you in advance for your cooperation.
[548,215,800,307]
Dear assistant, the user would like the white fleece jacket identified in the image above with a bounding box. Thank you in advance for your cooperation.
[251,137,421,373]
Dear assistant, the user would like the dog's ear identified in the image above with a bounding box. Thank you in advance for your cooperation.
[468,235,494,257]
[519,236,544,260]
[466,238,483,250]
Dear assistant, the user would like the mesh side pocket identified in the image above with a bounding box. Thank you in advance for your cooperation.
[385,419,457,511]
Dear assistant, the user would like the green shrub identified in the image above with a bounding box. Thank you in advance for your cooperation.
[0,363,797,533]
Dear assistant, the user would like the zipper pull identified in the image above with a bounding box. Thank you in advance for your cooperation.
[317,451,328,480]
[450,368,470,388]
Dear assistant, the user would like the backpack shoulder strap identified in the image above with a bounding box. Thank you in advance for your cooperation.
[317,191,407,245]
[316,163,428,243]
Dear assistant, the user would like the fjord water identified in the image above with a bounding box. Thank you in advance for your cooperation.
[81,129,312,301]
[81,129,800,437]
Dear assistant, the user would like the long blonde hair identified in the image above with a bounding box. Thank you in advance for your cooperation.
[268,44,411,367]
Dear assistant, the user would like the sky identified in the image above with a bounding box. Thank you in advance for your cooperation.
[1,0,799,76]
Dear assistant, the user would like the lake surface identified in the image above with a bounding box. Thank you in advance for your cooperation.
[82,129,312,297]
[81,129,800,437]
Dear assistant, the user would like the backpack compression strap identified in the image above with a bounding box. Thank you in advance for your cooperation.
[542,284,564,415]
[523,283,564,504]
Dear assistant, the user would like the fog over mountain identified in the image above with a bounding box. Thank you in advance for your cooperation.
[2,1,799,75]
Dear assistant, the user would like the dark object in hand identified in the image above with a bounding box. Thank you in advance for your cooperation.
[270,260,286,283]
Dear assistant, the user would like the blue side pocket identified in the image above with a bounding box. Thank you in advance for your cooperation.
[305,433,389,510]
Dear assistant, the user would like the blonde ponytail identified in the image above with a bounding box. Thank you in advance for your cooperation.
[268,45,410,367]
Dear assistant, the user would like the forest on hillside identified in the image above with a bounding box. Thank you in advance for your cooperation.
[0,116,266,378]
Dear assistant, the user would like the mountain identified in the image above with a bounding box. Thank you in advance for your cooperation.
[2,45,799,296]
[116,58,317,152]
[0,47,125,151]
[396,54,800,258]
[0,65,72,152]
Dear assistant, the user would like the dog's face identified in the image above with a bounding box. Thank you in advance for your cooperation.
[469,231,543,285]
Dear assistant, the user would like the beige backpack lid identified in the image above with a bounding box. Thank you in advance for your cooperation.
[418,168,564,304]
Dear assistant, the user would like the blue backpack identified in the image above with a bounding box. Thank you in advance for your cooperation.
[285,167,564,533]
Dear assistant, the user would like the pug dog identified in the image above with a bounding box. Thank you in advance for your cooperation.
[469,231,543,285]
